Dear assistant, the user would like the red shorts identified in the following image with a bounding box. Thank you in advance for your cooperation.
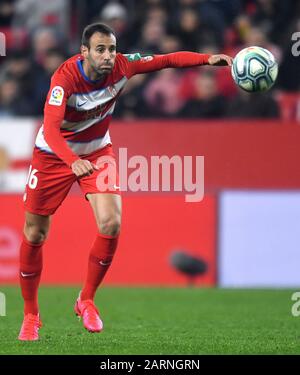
[23,144,120,216]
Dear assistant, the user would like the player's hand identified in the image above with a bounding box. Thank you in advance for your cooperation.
[71,159,99,177]
[208,54,233,66]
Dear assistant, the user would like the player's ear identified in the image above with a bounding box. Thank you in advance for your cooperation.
[81,45,88,57]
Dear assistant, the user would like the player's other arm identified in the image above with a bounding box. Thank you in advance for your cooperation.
[43,78,98,177]
[123,52,233,76]
[43,115,97,177]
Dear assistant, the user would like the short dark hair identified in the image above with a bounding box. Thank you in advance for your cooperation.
[81,23,115,48]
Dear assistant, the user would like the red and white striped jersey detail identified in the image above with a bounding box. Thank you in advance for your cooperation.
[35,54,129,156]
[35,125,112,156]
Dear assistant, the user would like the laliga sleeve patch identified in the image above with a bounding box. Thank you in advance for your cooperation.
[48,86,64,106]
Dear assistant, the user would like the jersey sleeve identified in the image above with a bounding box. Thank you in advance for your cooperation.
[120,52,211,78]
[43,73,80,167]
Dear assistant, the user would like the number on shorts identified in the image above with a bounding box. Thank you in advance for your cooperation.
[26,165,38,189]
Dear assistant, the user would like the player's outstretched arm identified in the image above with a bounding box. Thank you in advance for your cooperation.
[123,51,233,77]
[207,54,233,66]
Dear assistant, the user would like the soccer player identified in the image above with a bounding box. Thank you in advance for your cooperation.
[18,23,232,340]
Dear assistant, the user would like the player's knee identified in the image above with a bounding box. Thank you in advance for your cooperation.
[99,215,121,237]
[24,223,49,244]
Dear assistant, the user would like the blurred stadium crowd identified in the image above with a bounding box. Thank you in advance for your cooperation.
[0,0,299,120]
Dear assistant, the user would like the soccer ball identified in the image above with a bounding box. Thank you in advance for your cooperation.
[231,46,278,92]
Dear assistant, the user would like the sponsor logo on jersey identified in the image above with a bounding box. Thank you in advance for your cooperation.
[124,53,154,62]
[49,86,64,106]
[77,99,88,108]
[124,53,142,61]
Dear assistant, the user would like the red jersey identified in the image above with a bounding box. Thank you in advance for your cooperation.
[35,52,210,167]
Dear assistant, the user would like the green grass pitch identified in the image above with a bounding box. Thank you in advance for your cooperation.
[0,287,299,354]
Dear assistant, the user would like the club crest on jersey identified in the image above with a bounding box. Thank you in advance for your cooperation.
[107,85,117,97]
[49,86,64,106]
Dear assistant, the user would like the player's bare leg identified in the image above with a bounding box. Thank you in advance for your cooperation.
[18,212,51,341]
[74,193,121,333]
[87,192,121,237]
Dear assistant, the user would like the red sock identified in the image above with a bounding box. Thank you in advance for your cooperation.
[19,236,43,315]
[81,233,119,301]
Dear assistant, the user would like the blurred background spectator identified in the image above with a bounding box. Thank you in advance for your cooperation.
[0,0,15,27]
[12,0,69,36]
[0,76,33,116]
[179,70,227,118]
[225,88,280,118]
[0,0,299,120]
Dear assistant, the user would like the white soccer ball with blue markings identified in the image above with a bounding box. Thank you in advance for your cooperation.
[231,46,278,92]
